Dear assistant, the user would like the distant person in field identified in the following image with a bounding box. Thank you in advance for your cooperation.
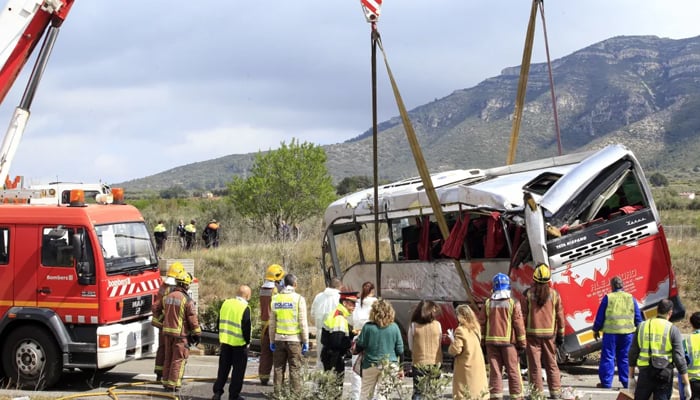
[153,220,168,253]
[184,219,196,250]
[202,219,220,248]
[176,219,186,248]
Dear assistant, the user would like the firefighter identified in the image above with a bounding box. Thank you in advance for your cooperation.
[259,263,285,385]
[270,274,309,395]
[156,270,201,391]
[202,219,220,248]
[153,220,167,252]
[151,261,185,381]
[479,273,526,400]
[522,263,565,399]
[212,285,252,400]
[592,276,643,389]
[320,291,358,387]
[184,219,197,250]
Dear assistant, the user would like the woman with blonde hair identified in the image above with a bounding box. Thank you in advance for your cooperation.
[355,299,404,400]
[448,304,488,400]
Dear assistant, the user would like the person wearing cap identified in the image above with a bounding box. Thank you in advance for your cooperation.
[311,278,343,370]
[184,219,197,250]
[521,263,565,399]
[203,219,220,248]
[479,272,526,400]
[321,291,357,385]
[269,274,309,395]
[259,264,285,386]
[592,276,643,389]
[151,261,185,381]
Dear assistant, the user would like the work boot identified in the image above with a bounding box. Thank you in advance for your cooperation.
[212,394,222,400]
[260,378,269,386]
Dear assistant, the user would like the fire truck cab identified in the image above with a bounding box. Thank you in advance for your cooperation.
[0,194,160,389]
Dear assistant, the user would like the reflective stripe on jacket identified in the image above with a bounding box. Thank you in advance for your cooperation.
[483,297,526,346]
[636,318,672,367]
[685,332,700,380]
[162,288,201,337]
[272,292,301,335]
[604,291,636,334]
[219,297,249,346]
[524,288,564,337]
[323,303,350,334]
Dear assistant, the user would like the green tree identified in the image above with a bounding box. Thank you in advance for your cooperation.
[649,172,669,187]
[336,175,373,195]
[228,139,336,236]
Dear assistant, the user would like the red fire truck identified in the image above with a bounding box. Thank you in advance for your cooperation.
[0,1,161,389]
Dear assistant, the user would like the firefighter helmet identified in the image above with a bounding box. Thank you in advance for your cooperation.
[492,273,511,292]
[265,264,285,281]
[533,263,551,283]
[166,262,185,279]
[176,270,193,287]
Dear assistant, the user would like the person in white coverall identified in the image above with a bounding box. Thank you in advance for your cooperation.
[310,277,342,369]
[350,281,378,400]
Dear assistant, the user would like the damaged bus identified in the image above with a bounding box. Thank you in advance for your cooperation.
[320,144,684,362]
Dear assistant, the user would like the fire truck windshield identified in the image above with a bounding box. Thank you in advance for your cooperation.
[95,222,158,275]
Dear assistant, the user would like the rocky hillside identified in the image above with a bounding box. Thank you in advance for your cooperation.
[121,35,700,192]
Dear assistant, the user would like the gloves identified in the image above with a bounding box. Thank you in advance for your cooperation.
[301,343,309,355]
[446,328,455,343]
[684,383,692,400]
[556,334,564,346]
[270,343,276,352]
[628,377,636,392]
[593,331,600,341]
[187,334,201,347]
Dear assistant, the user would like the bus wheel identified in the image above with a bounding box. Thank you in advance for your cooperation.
[2,326,62,390]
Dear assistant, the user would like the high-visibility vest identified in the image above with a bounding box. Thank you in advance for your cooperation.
[636,318,673,367]
[604,291,636,334]
[219,298,248,346]
[272,292,301,335]
[185,223,196,233]
[154,223,167,233]
[685,332,700,381]
[323,303,350,335]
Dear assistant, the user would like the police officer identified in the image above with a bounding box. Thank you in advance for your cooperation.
[522,263,565,399]
[213,285,252,400]
[269,274,309,395]
[152,261,185,381]
[321,292,357,384]
[628,299,691,400]
[479,273,526,400]
[154,220,167,252]
[259,264,285,385]
[684,311,700,399]
[592,276,643,389]
[184,219,197,250]
[156,270,201,391]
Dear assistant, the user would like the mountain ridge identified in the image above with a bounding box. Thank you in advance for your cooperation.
[121,34,700,192]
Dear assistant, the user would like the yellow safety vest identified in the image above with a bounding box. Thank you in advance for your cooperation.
[272,292,301,335]
[219,298,248,347]
[636,318,673,367]
[323,304,350,334]
[154,223,167,233]
[685,332,700,381]
[604,291,635,334]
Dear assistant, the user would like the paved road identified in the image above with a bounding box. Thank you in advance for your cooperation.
[0,354,631,400]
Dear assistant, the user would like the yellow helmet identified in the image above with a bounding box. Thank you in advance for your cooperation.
[166,262,185,279]
[265,264,285,281]
[533,263,551,283]
[176,270,193,286]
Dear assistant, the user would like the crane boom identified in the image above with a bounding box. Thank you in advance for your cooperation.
[0,0,74,186]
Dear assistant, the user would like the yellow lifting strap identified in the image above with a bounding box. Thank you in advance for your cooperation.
[506,0,540,165]
[373,31,474,306]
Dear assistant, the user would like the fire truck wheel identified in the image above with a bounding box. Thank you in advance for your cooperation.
[2,326,61,390]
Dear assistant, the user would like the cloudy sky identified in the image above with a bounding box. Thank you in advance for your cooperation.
[2,0,699,184]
